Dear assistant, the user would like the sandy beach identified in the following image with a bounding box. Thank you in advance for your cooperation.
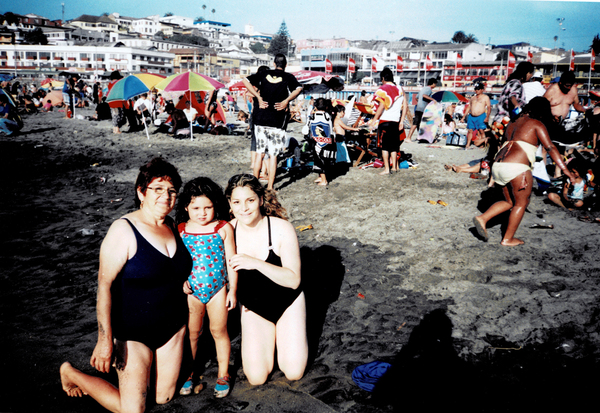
[2,108,600,412]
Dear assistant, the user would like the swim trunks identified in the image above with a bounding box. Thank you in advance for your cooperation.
[111,218,193,350]
[179,221,229,305]
[235,216,302,324]
[377,121,401,153]
[255,125,287,156]
[467,113,487,130]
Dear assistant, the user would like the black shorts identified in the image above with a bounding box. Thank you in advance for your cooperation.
[413,111,424,130]
[377,121,400,153]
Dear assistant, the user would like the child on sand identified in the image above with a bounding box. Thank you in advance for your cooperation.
[176,177,237,398]
[547,158,587,209]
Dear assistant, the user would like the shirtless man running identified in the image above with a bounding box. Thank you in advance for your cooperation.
[461,82,491,149]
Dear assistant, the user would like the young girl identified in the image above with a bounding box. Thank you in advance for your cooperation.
[176,177,237,398]
[547,158,587,209]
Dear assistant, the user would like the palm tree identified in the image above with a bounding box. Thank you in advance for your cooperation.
[451,31,467,44]
[465,33,478,43]
[211,8,215,18]
[202,4,207,18]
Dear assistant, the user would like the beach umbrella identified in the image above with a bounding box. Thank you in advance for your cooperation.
[432,91,468,104]
[131,73,166,90]
[0,88,16,107]
[154,71,225,140]
[292,70,345,94]
[39,80,64,90]
[106,76,153,139]
[45,90,64,106]
[0,73,14,82]
[228,80,246,92]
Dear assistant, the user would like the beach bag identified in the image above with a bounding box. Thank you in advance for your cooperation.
[447,132,467,147]
[352,361,392,392]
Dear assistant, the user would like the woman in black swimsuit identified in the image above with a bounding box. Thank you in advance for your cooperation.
[60,158,192,411]
[226,174,307,385]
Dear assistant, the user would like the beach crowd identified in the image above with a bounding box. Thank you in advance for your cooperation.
[2,54,600,412]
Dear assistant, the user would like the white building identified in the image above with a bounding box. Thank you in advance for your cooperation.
[0,43,175,77]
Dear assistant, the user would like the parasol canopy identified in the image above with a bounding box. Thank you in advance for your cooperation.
[292,70,345,94]
[154,71,224,93]
[131,73,166,90]
[106,76,151,103]
[432,90,468,103]
[228,80,246,92]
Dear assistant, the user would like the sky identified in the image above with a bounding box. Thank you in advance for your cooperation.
[2,0,599,52]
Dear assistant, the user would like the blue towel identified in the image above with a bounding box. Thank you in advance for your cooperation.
[351,361,392,392]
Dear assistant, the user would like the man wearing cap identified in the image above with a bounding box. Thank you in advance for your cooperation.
[461,82,491,149]
[523,71,546,104]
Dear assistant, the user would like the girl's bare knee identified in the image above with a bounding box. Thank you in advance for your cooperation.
[246,371,268,386]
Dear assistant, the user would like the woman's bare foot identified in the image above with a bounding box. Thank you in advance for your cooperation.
[314,178,322,183]
[60,362,86,397]
[317,181,328,186]
[378,170,390,176]
[501,238,525,246]
[473,216,488,242]
[444,164,452,171]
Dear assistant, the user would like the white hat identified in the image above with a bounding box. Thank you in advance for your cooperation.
[532,71,543,79]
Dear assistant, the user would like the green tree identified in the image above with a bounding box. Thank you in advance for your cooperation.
[250,42,266,54]
[1,12,19,26]
[451,31,477,44]
[267,20,290,56]
[590,34,600,54]
[164,12,173,17]
[195,16,205,23]
[23,28,48,45]
[451,31,467,43]
[170,33,209,47]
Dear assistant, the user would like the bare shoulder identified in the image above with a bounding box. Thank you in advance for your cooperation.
[104,217,134,243]
[543,83,558,97]
[218,221,235,239]
[269,217,298,242]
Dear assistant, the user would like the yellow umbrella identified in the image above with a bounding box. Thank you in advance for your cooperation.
[131,73,166,90]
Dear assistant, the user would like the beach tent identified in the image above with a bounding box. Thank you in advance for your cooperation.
[228,80,246,92]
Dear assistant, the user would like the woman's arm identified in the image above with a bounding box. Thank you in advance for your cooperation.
[90,220,131,373]
[229,219,301,289]
[220,222,238,310]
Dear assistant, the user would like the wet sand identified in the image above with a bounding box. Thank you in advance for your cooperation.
[1,108,600,412]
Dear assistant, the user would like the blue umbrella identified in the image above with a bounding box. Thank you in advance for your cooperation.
[106,75,150,102]
[0,74,14,82]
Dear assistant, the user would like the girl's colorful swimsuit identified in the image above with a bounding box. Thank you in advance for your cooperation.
[235,216,302,324]
[111,218,192,350]
[179,221,229,304]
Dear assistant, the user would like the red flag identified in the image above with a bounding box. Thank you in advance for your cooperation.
[348,57,356,73]
[396,56,403,72]
[426,55,433,71]
[456,53,463,69]
[570,49,575,71]
[592,50,596,72]
[507,52,516,75]
[371,56,378,72]
[527,51,533,62]
[325,59,332,74]
[456,53,462,69]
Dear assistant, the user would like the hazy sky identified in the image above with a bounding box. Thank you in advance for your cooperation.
[3,0,599,52]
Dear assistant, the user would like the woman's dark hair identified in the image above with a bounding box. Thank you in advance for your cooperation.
[522,96,553,127]
[134,157,182,208]
[175,177,228,224]
[566,158,587,179]
[444,114,453,124]
[315,97,327,111]
[508,61,534,83]
[225,174,287,219]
